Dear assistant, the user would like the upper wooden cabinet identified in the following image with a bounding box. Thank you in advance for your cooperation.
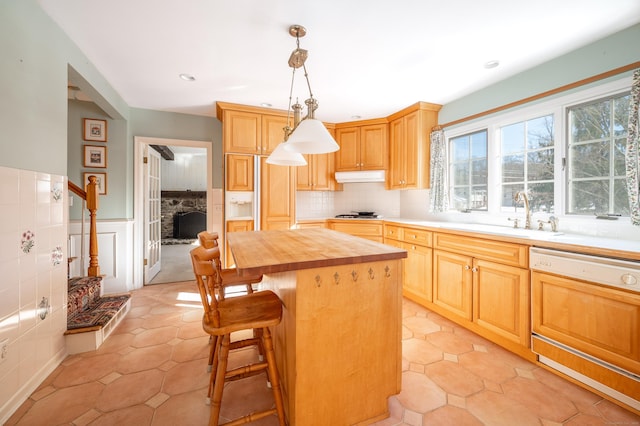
[387,102,441,190]
[297,153,340,191]
[226,154,254,191]
[217,102,288,155]
[335,120,388,172]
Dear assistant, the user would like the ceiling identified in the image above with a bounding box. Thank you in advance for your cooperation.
[41,0,640,123]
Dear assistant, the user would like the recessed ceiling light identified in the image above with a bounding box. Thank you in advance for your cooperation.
[179,73,196,81]
[484,60,500,69]
[260,103,273,107]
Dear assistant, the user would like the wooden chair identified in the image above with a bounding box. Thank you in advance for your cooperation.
[190,246,286,426]
[196,231,266,371]
[197,231,263,296]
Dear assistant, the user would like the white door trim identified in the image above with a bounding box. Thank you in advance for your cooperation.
[133,136,214,288]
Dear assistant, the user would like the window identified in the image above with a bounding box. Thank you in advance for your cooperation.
[449,130,488,211]
[567,93,630,215]
[500,115,555,213]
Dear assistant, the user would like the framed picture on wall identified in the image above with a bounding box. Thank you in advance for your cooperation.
[83,145,107,168]
[83,118,107,142]
[83,172,107,195]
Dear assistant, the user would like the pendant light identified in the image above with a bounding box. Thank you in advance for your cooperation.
[266,24,339,164]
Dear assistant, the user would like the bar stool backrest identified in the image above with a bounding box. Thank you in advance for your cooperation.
[190,245,223,327]
[197,231,219,249]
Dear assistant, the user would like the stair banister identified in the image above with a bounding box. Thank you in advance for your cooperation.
[68,176,100,277]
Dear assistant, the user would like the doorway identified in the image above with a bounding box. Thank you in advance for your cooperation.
[133,137,221,286]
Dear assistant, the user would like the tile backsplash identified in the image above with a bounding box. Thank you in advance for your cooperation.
[0,166,68,422]
[296,182,402,218]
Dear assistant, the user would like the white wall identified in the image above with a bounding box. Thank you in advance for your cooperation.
[160,150,207,191]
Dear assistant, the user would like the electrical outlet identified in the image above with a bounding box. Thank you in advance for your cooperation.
[0,339,8,363]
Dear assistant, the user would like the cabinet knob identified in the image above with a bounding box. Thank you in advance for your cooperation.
[472,267,478,272]
[465,265,471,270]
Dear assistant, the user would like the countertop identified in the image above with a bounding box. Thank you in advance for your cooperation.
[297,217,640,261]
[382,218,640,261]
[226,228,407,276]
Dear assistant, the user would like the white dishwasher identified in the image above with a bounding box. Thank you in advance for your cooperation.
[529,247,640,411]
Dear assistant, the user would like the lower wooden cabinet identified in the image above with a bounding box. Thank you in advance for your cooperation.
[474,259,530,347]
[432,248,530,347]
[432,250,473,320]
[225,219,254,268]
[328,220,383,243]
[385,224,433,306]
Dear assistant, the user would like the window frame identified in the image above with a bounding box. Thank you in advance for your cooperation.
[448,129,489,212]
[565,91,631,216]
[442,76,631,220]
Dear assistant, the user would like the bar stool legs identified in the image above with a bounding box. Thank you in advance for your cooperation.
[209,327,286,426]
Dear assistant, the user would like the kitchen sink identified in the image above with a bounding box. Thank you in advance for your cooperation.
[441,223,564,239]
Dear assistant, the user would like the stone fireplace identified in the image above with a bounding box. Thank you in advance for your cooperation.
[161,190,206,241]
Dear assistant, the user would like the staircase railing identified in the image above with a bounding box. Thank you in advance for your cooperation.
[68,175,100,277]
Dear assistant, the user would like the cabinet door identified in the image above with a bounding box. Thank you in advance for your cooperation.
[260,157,295,230]
[403,111,419,188]
[404,242,433,305]
[226,154,254,191]
[433,250,473,320]
[311,153,333,190]
[225,219,254,267]
[261,115,288,155]
[532,271,640,374]
[335,127,360,171]
[296,154,312,190]
[388,117,405,189]
[473,259,530,347]
[224,110,261,154]
[360,123,388,170]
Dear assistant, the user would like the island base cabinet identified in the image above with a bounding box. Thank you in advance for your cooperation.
[262,260,403,426]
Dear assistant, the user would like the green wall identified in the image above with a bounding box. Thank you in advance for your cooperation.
[439,24,640,126]
[0,0,129,176]
[129,107,222,188]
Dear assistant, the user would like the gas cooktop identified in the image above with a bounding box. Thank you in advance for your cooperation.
[335,212,381,219]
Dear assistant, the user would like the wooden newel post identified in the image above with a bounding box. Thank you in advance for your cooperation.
[86,175,100,277]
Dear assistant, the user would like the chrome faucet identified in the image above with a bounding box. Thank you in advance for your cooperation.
[514,191,532,229]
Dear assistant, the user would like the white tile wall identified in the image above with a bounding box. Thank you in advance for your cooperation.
[296,182,401,219]
[0,166,68,423]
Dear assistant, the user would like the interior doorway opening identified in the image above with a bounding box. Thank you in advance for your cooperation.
[134,137,221,286]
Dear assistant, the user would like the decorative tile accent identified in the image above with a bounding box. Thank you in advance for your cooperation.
[21,230,35,254]
[51,183,63,202]
[51,245,63,266]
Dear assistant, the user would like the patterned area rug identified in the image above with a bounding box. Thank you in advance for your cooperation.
[68,276,102,317]
[67,294,131,330]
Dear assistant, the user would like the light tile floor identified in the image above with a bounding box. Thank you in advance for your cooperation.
[6,281,640,426]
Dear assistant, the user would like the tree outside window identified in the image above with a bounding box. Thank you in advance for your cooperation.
[449,130,488,211]
[567,93,630,215]
[501,115,555,213]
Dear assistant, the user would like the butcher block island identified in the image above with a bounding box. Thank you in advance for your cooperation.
[227,228,407,426]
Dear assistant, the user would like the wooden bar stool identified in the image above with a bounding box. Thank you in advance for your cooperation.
[197,231,263,296]
[197,231,266,370]
[190,246,286,426]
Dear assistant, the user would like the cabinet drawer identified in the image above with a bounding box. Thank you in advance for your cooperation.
[434,232,527,268]
[402,227,432,246]
[330,221,383,237]
[384,224,403,241]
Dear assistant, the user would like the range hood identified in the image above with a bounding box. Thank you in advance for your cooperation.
[335,170,386,183]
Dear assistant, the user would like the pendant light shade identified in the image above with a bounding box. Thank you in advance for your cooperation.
[266,141,307,166]
[283,118,339,154]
